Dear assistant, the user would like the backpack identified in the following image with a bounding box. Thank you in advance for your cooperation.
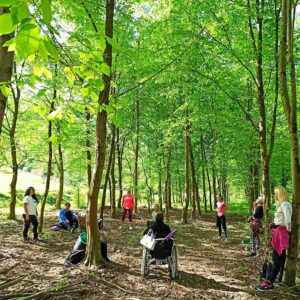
[260,260,273,281]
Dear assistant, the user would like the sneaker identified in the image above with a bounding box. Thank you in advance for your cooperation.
[217,236,221,240]
[23,237,30,243]
[224,238,228,243]
[129,226,133,230]
[256,281,273,291]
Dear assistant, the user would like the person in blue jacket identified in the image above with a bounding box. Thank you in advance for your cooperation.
[59,202,78,232]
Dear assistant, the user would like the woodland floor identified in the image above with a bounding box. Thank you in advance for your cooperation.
[0,208,300,300]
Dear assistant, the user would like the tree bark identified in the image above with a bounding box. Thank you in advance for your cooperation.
[110,125,116,218]
[0,7,14,136]
[116,127,123,208]
[182,109,190,224]
[206,167,213,212]
[85,0,114,267]
[189,137,199,218]
[158,159,163,210]
[8,67,20,220]
[100,126,116,218]
[55,141,64,209]
[134,96,140,213]
[85,106,92,187]
[200,134,207,214]
[279,0,300,286]
[38,99,55,233]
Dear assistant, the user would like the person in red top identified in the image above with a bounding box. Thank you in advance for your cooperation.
[120,190,135,230]
[216,194,228,242]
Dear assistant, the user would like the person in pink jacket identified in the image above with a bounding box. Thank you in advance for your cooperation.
[216,194,228,242]
[119,190,135,230]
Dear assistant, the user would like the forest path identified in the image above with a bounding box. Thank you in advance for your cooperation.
[0,209,299,300]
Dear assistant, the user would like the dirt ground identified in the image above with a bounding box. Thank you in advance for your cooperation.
[0,209,299,300]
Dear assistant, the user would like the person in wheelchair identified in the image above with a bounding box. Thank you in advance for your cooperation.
[144,212,173,259]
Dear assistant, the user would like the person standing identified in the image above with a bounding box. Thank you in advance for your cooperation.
[22,186,39,242]
[120,190,134,230]
[216,194,228,242]
[248,197,264,256]
[256,186,292,290]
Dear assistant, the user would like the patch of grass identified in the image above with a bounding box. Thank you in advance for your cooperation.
[127,232,141,246]
[227,199,250,217]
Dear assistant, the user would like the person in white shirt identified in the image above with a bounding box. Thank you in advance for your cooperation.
[22,186,39,242]
[256,186,293,291]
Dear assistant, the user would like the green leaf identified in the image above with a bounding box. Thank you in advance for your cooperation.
[16,23,41,59]
[39,40,48,61]
[41,0,52,25]
[48,134,57,144]
[63,67,75,82]
[0,85,11,97]
[3,38,16,52]
[0,13,15,35]
[100,63,110,76]
[17,1,29,22]
[112,113,122,127]
[0,0,19,6]
[48,107,63,120]
[105,36,121,52]
[44,36,58,61]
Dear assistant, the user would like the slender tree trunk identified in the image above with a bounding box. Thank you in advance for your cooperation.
[212,168,217,208]
[100,127,115,218]
[279,0,300,286]
[116,127,123,208]
[165,147,172,209]
[38,99,55,233]
[85,107,92,187]
[111,126,116,218]
[189,137,198,218]
[8,72,20,220]
[206,167,212,212]
[182,109,190,224]
[85,0,114,267]
[134,96,140,213]
[158,160,163,210]
[55,142,64,209]
[0,7,14,136]
[200,134,207,213]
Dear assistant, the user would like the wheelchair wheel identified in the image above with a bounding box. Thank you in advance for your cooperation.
[141,247,149,276]
[168,244,178,280]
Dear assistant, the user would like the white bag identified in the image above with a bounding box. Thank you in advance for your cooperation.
[140,232,156,250]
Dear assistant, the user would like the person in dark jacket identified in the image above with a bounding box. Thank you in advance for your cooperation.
[59,203,78,232]
[248,197,264,256]
[144,212,173,258]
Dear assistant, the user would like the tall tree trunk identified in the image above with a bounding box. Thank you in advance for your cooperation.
[279,0,300,286]
[85,0,114,267]
[55,142,64,209]
[85,106,92,187]
[110,125,116,218]
[158,160,163,210]
[212,168,217,208]
[100,126,116,218]
[0,7,14,136]
[38,99,55,233]
[116,127,123,208]
[182,109,190,224]
[134,96,140,213]
[8,68,20,220]
[200,134,207,214]
[206,167,213,212]
[165,147,172,209]
[189,137,198,218]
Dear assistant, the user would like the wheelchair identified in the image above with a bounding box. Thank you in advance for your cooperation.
[141,237,178,280]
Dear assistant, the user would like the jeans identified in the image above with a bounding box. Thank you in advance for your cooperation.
[22,214,38,240]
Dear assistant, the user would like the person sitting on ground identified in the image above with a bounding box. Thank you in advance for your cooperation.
[64,215,109,266]
[59,202,78,232]
[248,197,264,257]
[256,186,292,291]
[119,189,135,230]
[144,212,173,258]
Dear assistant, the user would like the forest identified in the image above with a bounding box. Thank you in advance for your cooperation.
[0,0,300,299]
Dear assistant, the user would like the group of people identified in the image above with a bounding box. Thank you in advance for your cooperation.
[22,185,293,291]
